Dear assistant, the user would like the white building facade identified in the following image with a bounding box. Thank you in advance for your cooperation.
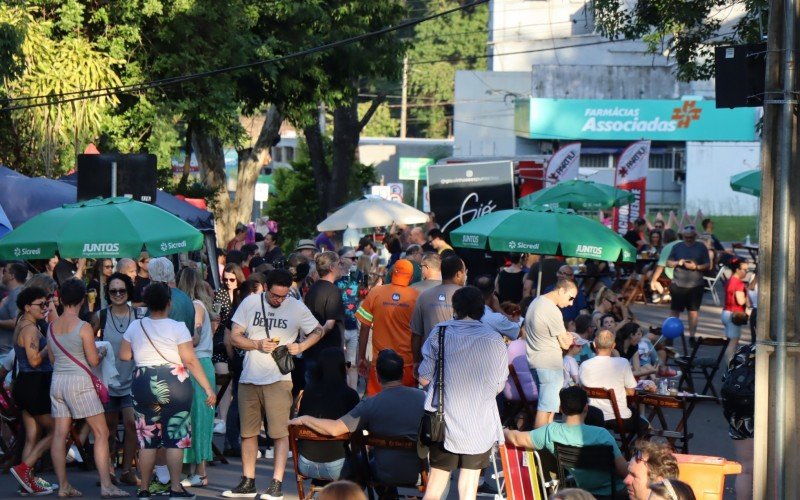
[453,0,759,215]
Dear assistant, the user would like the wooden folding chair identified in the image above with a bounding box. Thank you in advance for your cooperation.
[674,336,729,398]
[356,432,427,500]
[503,365,538,430]
[637,393,694,453]
[554,443,620,499]
[498,443,551,500]
[583,387,635,458]
[288,424,351,500]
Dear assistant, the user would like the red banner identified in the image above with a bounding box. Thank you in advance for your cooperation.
[613,141,650,234]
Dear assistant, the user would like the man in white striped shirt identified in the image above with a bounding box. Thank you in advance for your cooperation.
[419,286,508,500]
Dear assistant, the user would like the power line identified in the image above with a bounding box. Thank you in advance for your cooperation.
[1,0,490,111]
[408,38,621,65]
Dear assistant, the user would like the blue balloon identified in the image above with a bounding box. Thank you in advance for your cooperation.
[662,317,685,339]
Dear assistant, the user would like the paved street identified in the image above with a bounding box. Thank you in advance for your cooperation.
[0,295,742,499]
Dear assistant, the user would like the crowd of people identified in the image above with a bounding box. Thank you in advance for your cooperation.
[0,218,755,500]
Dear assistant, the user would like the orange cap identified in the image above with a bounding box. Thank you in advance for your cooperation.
[391,259,414,286]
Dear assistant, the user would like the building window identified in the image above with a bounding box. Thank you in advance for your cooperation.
[579,154,610,169]
[284,147,294,163]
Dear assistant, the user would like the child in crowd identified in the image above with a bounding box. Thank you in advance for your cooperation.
[563,333,588,388]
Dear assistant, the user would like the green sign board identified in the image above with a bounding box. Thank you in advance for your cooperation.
[399,157,434,180]
[515,98,758,141]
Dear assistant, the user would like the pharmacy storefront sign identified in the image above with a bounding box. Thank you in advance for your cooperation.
[515,98,758,141]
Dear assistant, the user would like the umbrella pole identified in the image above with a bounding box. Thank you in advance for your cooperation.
[536,266,543,297]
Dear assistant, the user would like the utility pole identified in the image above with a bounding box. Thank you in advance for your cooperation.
[753,0,799,497]
[400,56,408,139]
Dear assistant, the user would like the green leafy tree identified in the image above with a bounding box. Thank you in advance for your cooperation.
[592,0,768,81]
[406,0,488,137]
[360,102,400,137]
[266,139,376,251]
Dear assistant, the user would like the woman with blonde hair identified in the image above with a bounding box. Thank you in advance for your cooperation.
[319,481,367,500]
[177,267,216,488]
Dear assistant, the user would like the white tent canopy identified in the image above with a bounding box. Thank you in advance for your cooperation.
[317,195,428,231]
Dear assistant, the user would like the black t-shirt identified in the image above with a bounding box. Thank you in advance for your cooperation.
[624,229,643,249]
[134,275,150,303]
[297,383,360,462]
[303,280,344,363]
[525,258,562,291]
[264,246,284,265]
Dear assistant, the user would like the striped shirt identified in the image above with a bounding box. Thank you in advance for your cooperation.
[420,318,508,455]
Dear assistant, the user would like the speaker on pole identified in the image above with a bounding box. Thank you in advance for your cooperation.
[77,153,158,203]
[714,43,767,108]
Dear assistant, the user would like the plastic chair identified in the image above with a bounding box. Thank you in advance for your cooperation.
[704,265,729,306]
[288,424,352,500]
[554,443,620,499]
[355,432,427,500]
[583,386,635,458]
[674,336,730,398]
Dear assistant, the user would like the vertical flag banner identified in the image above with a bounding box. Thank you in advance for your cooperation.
[545,143,581,186]
[613,141,650,234]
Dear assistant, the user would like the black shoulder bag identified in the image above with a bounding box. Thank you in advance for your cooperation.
[261,293,294,375]
[418,325,446,450]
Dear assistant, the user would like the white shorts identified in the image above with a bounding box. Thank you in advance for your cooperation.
[343,329,359,364]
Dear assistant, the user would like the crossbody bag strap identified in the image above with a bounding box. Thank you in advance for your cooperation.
[49,323,96,379]
[435,325,446,416]
[140,318,178,365]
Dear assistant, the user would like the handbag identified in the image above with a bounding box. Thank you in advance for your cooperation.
[49,324,110,404]
[418,325,446,450]
[262,293,295,375]
[731,311,749,326]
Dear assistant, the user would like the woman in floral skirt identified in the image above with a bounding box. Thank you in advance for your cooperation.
[119,283,216,499]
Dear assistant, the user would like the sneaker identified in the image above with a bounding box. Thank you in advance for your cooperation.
[476,481,498,496]
[222,476,258,498]
[262,479,283,500]
[11,463,35,494]
[137,490,152,498]
[180,474,207,488]
[149,478,171,496]
[36,478,57,491]
[169,487,196,499]
[213,420,226,435]
[261,448,274,459]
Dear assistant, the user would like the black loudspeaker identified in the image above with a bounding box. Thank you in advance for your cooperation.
[714,43,767,108]
[77,154,157,203]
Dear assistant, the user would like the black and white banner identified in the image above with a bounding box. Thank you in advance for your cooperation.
[427,161,515,234]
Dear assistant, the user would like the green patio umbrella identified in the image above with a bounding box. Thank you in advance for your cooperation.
[657,240,680,280]
[730,169,761,197]
[0,197,204,260]
[519,179,635,210]
[451,206,636,294]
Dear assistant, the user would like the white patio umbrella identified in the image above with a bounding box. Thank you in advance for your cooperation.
[316,195,429,231]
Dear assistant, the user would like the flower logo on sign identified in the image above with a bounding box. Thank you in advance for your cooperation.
[160,242,168,252]
[508,241,517,250]
[671,101,702,129]
[14,248,21,257]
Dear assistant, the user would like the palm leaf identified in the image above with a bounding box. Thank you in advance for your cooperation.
[149,375,170,405]
[166,411,191,440]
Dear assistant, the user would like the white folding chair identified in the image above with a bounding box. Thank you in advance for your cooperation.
[703,265,729,305]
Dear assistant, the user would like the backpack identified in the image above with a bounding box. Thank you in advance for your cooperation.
[721,344,756,417]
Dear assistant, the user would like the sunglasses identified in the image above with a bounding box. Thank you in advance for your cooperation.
[342,255,356,259]
[30,300,51,308]
[224,277,237,283]
[104,264,114,269]
[109,289,127,296]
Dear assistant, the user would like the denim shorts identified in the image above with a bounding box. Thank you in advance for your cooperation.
[721,310,742,340]
[535,368,564,413]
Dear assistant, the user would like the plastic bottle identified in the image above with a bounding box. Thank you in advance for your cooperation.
[745,234,751,246]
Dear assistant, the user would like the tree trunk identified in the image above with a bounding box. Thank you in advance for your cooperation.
[194,105,283,245]
[236,104,282,224]
[181,121,193,185]
[303,114,330,220]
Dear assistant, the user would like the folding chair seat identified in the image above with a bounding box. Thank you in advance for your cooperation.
[582,387,635,458]
[356,432,427,500]
[554,443,622,500]
[674,336,729,398]
[499,443,551,500]
[502,364,538,430]
[288,424,352,500]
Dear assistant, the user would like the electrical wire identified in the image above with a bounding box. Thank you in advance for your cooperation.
[1,0,490,111]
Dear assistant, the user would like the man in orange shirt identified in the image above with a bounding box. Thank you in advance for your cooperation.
[356,259,420,396]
